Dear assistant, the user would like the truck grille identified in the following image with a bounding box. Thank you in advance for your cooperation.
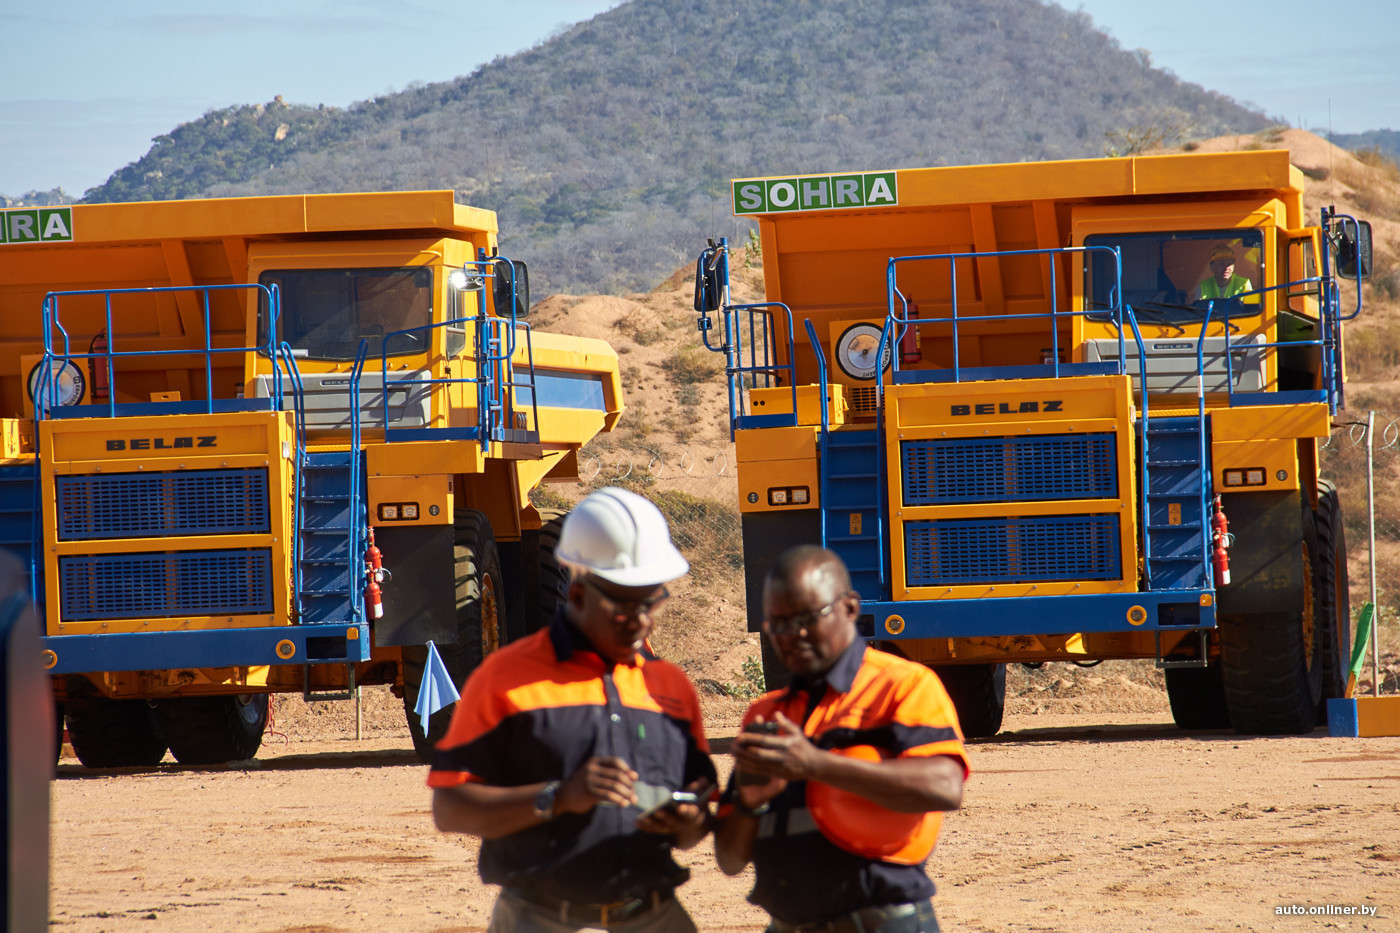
[59,549,274,621]
[904,515,1120,585]
[902,434,1117,505]
[56,470,269,540]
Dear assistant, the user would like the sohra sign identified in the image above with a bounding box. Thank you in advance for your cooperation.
[0,207,73,244]
[733,172,897,215]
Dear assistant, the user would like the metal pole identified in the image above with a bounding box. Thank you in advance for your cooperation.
[1368,410,1380,696]
[355,685,363,740]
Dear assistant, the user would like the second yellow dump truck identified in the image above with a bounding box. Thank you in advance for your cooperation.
[0,191,622,765]
[696,150,1373,736]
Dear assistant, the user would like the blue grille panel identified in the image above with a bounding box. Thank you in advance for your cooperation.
[57,470,269,540]
[59,549,274,621]
[905,515,1121,585]
[902,434,1117,505]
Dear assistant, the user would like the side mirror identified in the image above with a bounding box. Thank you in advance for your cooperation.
[693,249,722,315]
[493,258,530,318]
[1334,220,1373,280]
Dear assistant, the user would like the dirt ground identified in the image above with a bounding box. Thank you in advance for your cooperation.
[49,659,1400,933]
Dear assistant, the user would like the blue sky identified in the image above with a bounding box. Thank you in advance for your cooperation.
[2,0,1397,198]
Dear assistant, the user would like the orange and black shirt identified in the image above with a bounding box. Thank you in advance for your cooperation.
[731,639,969,926]
[428,609,716,902]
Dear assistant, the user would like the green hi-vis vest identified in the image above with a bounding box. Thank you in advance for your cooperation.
[1199,275,1252,300]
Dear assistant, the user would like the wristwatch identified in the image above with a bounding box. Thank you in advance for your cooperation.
[735,799,771,818]
[532,781,560,820]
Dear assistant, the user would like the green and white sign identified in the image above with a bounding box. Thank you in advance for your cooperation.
[732,171,897,215]
[0,207,73,244]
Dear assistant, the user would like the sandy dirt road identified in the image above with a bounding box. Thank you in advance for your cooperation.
[48,702,1400,933]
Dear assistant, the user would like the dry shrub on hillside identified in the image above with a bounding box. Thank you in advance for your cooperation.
[1344,320,1400,377]
[662,345,724,384]
[614,316,668,346]
[1340,147,1400,222]
[1366,248,1400,302]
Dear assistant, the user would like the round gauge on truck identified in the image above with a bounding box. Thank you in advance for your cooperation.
[835,322,891,381]
[26,359,86,407]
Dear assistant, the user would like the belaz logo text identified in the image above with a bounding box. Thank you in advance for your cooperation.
[951,400,1063,416]
[106,436,216,450]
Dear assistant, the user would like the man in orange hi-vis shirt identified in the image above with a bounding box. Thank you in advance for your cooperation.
[715,546,968,933]
[429,488,716,933]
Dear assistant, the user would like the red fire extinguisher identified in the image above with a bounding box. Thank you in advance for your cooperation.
[365,527,385,619]
[900,300,922,365]
[1211,495,1231,587]
[88,332,110,402]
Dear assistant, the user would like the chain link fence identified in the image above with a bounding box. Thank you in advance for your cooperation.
[1320,412,1400,637]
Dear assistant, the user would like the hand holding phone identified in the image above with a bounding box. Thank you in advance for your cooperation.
[735,719,780,785]
[635,789,701,822]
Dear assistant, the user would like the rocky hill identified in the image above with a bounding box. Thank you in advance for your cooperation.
[77,0,1269,295]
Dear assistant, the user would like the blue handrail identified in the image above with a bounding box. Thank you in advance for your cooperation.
[34,282,281,422]
[803,318,831,550]
[278,341,308,619]
[725,302,799,430]
[350,255,539,452]
[693,242,802,435]
[878,245,1126,395]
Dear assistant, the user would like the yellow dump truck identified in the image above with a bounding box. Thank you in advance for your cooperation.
[695,150,1373,736]
[0,192,622,765]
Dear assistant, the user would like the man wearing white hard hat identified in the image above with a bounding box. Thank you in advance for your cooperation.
[429,487,716,933]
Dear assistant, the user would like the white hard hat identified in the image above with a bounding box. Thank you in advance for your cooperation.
[555,487,689,587]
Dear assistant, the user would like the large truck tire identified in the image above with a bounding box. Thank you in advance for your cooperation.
[152,695,269,765]
[54,699,65,766]
[760,635,790,692]
[537,508,570,630]
[930,663,1005,738]
[1219,493,1322,735]
[1165,664,1231,729]
[65,688,167,768]
[1314,479,1351,711]
[403,509,504,761]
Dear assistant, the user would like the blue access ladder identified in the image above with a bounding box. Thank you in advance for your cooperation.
[279,344,363,629]
[294,450,361,626]
[1142,418,1211,591]
[820,428,885,602]
[280,344,365,699]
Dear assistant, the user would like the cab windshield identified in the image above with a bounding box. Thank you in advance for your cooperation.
[1085,230,1264,325]
[260,267,432,361]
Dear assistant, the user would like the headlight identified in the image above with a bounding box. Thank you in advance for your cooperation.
[27,359,86,407]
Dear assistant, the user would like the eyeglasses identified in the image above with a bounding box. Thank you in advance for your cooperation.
[763,593,850,636]
[584,577,670,622]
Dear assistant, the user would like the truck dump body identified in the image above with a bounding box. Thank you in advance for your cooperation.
[701,150,1363,736]
[0,192,622,765]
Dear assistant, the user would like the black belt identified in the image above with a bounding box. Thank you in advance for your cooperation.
[769,900,929,933]
[506,886,675,926]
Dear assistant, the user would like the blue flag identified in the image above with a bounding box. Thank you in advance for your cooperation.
[414,640,461,733]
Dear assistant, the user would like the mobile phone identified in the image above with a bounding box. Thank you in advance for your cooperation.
[743,720,780,735]
[636,790,700,821]
[736,720,780,785]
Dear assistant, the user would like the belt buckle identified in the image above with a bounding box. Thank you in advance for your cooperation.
[597,898,637,926]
